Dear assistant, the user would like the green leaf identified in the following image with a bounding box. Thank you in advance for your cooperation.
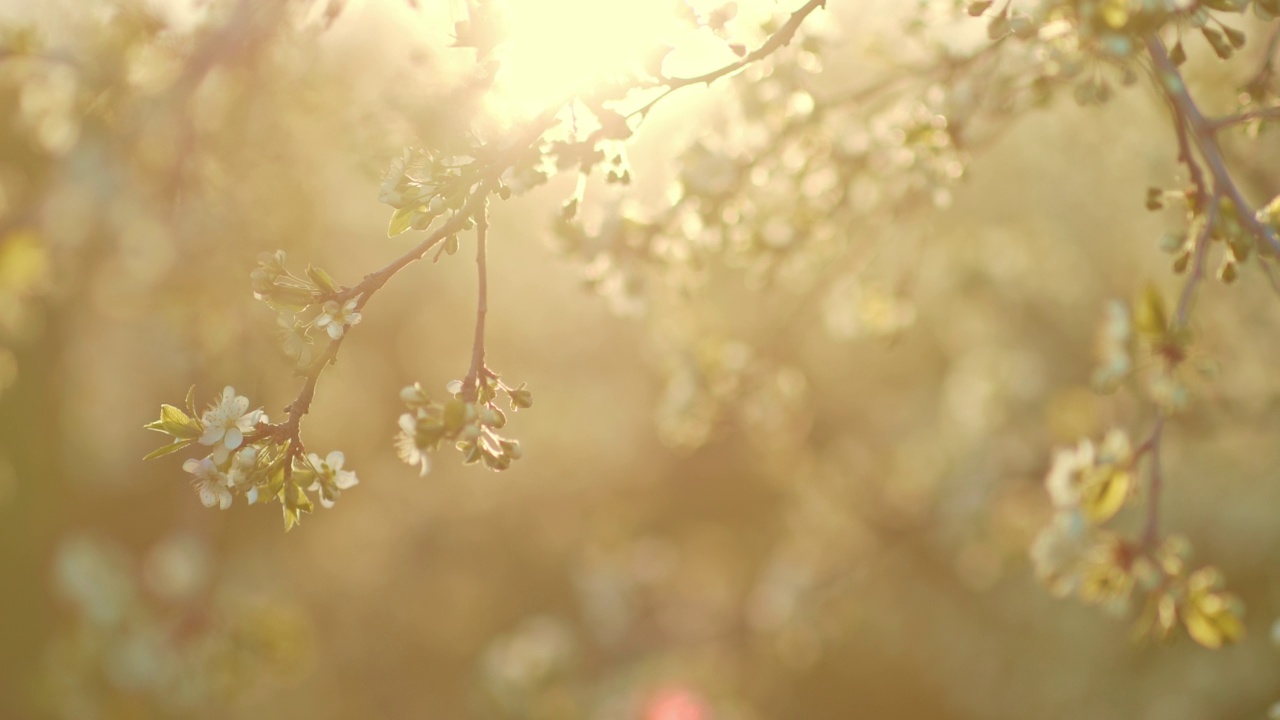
[986,10,1009,39]
[1133,283,1169,338]
[1182,593,1245,648]
[1082,468,1131,523]
[283,506,300,532]
[306,264,339,294]
[143,438,195,461]
[185,385,198,419]
[146,404,203,439]
[265,285,316,312]
[967,0,993,16]
[388,206,418,237]
[286,482,314,514]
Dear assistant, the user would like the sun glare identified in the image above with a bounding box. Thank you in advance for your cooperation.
[488,0,680,116]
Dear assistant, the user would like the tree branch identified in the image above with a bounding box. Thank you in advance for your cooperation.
[463,195,490,401]
[265,186,491,472]
[627,0,828,120]
[1206,106,1280,133]
[1174,189,1221,326]
[1140,413,1166,549]
[1145,34,1280,256]
[257,101,572,470]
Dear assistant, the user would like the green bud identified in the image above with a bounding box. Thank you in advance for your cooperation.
[443,400,468,433]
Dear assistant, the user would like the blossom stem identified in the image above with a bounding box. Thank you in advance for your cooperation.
[264,107,561,473]
[464,196,490,401]
[1140,414,1165,550]
[626,0,828,121]
[1145,34,1280,255]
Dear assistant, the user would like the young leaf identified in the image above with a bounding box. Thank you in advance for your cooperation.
[967,0,993,16]
[145,404,203,440]
[306,265,339,294]
[388,206,418,237]
[1133,284,1169,338]
[143,438,195,461]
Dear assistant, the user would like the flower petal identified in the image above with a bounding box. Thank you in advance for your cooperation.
[211,444,231,465]
[334,470,358,489]
[224,427,243,450]
[326,451,344,469]
[199,426,224,446]
[197,483,218,508]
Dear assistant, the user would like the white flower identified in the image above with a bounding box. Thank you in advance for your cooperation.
[1097,428,1131,466]
[1029,510,1089,597]
[276,313,313,368]
[182,457,232,510]
[396,413,431,476]
[1044,439,1094,510]
[227,446,258,491]
[306,450,358,509]
[199,387,263,463]
[315,296,362,340]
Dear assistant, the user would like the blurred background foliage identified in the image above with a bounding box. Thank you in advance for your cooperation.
[4,0,1280,718]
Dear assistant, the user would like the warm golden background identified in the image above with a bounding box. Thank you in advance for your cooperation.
[3,1,1280,718]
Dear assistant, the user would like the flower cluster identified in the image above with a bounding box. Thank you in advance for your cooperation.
[250,250,362,368]
[1151,188,1259,288]
[969,0,1267,111]
[381,147,486,238]
[1031,431,1136,606]
[395,375,531,476]
[145,386,359,530]
[1090,286,1191,412]
[1031,429,1243,647]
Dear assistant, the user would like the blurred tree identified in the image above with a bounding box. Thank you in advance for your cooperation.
[6,0,1280,718]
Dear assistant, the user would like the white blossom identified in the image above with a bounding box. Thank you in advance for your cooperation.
[307,450,359,509]
[227,446,258,491]
[199,386,263,463]
[315,296,362,340]
[276,313,314,368]
[1029,510,1089,597]
[396,412,431,476]
[182,457,232,510]
[1044,439,1094,510]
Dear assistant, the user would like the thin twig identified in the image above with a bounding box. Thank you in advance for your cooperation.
[1141,414,1166,549]
[1135,32,1257,549]
[1145,34,1280,256]
[1139,188,1220,547]
[463,195,490,401]
[265,187,490,471]
[627,0,828,120]
[1206,106,1280,133]
[1174,192,1220,325]
[1168,98,1208,204]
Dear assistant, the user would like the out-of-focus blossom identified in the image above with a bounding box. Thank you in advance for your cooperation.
[182,457,232,510]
